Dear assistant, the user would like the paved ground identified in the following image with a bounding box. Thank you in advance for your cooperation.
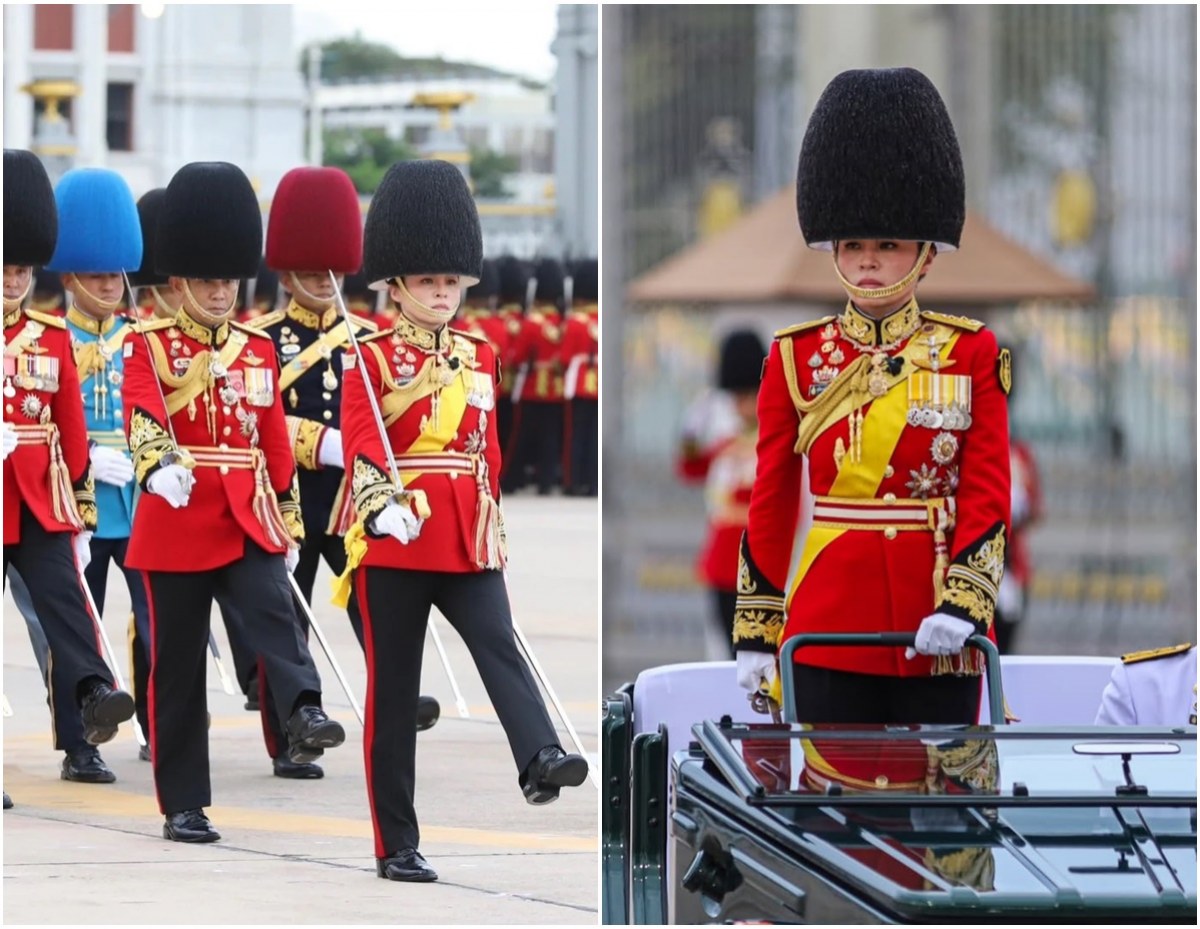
[3,495,599,925]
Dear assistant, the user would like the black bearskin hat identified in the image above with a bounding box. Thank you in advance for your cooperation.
[128,188,168,287]
[363,160,482,289]
[496,255,531,307]
[719,329,767,392]
[796,68,965,251]
[466,258,499,304]
[156,162,263,279]
[4,149,58,266]
[532,257,564,307]
[571,258,598,303]
[252,258,280,309]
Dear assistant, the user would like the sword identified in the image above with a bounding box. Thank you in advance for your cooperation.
[207,632,236,696]
[287,574,363,727]
[327,271,470,719]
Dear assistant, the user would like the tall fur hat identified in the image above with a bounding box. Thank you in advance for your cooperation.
[532,257,565,306]
[496,255,531,307]
[252,257,280,309]
[156,162,263,279]
[362,160,482,290]
[466,258,500,303]
[266,166,363,274]
[571,258,598,303]
[796,67,965,251]
[45,168,143,273]
[718,329,767,392]
[127,188,168,287]
[3,150,58,267]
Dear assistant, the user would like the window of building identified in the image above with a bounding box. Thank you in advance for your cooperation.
[106,83,134,152]
[33,5,73,51]
[107,4,135,53]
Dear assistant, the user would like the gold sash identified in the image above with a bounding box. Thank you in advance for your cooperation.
[147,329,250,417]
[278,322,353,392]
[73,324,133,382]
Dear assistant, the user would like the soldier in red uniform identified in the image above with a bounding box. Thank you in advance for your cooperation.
[677,330,766,658]
[2,149,136,775]
[560,258,598,497]
[339,159,587,882]
[123,162,346,843]
[733,68,1011,724]
[495,255,531,482]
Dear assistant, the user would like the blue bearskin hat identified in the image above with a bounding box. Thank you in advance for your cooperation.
[3,149,58,266]
[156,162,263,279]
[363,160,482,289]
[797,68,965,251]
[45,167,143,273]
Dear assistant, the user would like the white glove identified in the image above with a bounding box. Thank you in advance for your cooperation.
[73,530,93,571]
[90,445,135,487]
[1,424,17,460]
[147,464,193,509]
[736,650,777,695]
[285,546,300,573]
[371,501,422,545]
[317,428,343,470]
[681,390,740,448]
[906,612,977,659]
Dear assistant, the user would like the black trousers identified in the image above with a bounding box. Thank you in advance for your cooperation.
[791,664,981,725]
[521,402,563,494]
[357,567,558,857]
[141,541,323,814]
[565,398,598,495]
[2,507,114,751]
[712,588,737,659]
[293,529,365,647]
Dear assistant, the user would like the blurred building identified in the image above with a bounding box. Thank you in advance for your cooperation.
[3,3,305,196]
[603,4,1197,689]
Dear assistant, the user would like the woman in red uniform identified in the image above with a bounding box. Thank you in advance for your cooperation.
[340,159,587,883]
[733,68,1012,724]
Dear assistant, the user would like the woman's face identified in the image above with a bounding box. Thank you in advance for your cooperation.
[389,274,463,316]
[834,239,933,317]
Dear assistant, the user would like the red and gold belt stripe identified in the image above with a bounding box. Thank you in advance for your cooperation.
[811,494,955,532]
[11,424,54,446]
[186,446,257,470]
[392,451,478,475]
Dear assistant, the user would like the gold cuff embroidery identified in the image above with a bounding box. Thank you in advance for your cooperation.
[128,407,175,485]
[287,416,325,470]
[352,454,399,527]
[936,521,1006,630]
[734,536,786,650]
[278,475,305,543]
[74,471,97,531]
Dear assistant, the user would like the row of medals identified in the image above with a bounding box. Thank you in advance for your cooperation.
[6,328,61,419]
[164,330,259,439]
[281,327,339,393]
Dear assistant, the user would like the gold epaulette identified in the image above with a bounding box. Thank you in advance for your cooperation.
[920,311,985,333]
[774,316,836,340]
[229,320,274,340]
[24,309,67,329]
[358,328,393,344]
[133,317,176,334]
[245,309,287,330]
[349,313,378,332]
[1121,643,1193,665]
[450,325,488,345]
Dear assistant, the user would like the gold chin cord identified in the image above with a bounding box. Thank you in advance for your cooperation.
[69,273,124,312]
[289,272,337,309]
[833,241,932,302]
[182,279,238,326]
[3,275,34,313]
[394,277,456,326]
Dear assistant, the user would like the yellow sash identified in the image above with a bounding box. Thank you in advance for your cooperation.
[278,322,354,392]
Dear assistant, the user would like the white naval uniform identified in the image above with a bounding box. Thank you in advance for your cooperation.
[1094,645,1197,727]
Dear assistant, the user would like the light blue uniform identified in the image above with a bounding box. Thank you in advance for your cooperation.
[65,305,136,539]
[1094,644,1197,727]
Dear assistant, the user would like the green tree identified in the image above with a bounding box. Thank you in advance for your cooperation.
[301,36,403,82]
[469,147,519,199]
[323,128,416,194]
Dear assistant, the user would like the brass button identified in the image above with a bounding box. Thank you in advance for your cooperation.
[323,410,332,420]
[875,775,889,788]
[322,392,332,401]
[222,406,231,415]
[223,426,231,436]
[884,527,897,540]
[219,465,229,475]
[219,443,228,451]
[883,492,896,504]
[5,405,12,414]
[884,465,894,478]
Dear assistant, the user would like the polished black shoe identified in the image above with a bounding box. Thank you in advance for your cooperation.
[244,695,260,712]
[272,756,324,779]
[376,847,438,882]
[138,744,151,762]
[163,809,220,843]
[61,748,116,783]
[417,695,440,732]
[285,705,345,764]
[79,680,135,746]
[520,746,589,805]
[3,792,12,810]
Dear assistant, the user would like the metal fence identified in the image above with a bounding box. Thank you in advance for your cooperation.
[602,4,1197,691]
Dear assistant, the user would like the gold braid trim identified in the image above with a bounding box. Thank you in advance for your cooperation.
[73,469,98,532]
[936,522,1006,630]
[733,535,786,652]
[351,454,398,529]
[286,415,325,471]
[128,407,175,485]
[278,474,305,543]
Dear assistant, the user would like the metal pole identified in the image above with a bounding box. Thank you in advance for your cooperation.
[207,632,236,696]
[288,573,363,727]
[326,270,470,717]
[509,608,599,789]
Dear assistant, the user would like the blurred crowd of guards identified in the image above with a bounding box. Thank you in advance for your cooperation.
[28,253,600,499]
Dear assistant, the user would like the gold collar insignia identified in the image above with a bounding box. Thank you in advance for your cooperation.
[67,304,119,336]
[176,307,230,347]
[286,299,338,331]
[393,315,451,353]
[839,298,922,350]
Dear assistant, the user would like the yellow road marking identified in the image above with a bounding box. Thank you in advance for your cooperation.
[2,767,596,852]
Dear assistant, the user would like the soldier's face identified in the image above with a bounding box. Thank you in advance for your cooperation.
[65,272,125,318]
[391,275,463,315]
[3,265,33,302]
[283,271,344,310]
[834,240,934,317]
[174,277,239,315]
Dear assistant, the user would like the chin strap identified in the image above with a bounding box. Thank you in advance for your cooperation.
[69,273,124,313]
[182,279,238,326]
[394,277,456,328]
[2,275,33,313]
[289,272,337,309]
[833,241,932,302]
